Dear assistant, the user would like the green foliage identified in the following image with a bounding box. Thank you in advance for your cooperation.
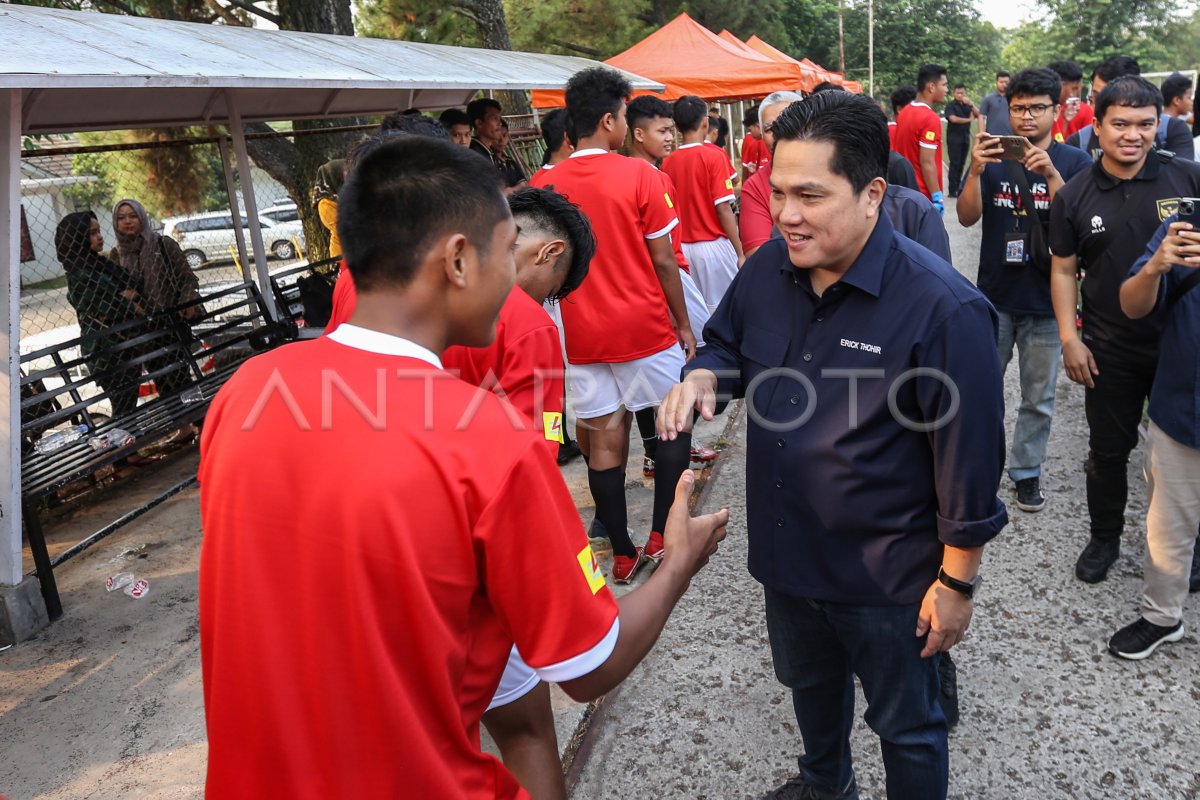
[505,0,651,57]
[355,0,481,45]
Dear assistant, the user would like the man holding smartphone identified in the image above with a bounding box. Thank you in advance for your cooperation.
[1048,76,1200,584]
[958,68,1092,514]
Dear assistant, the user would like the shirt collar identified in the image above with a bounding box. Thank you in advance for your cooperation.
[326,324,443,368]
[1093,150,1161,189]
[910,101,932,110]
[777,212,894,299]
[569,148,608,158]
[678,142,704,150]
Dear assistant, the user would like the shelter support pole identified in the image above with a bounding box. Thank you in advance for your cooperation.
[217,137,250,277]
[225,92,277,320]
[868,0,875,97]
[0,89,47,642]
[1,90,23,589]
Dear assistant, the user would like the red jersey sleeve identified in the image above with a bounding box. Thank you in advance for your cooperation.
[325,261,357,332]
[499,325,566,458]
[708,150,738,206]
[477,441,619,679]
[637,161,679,240]
[740,137,759,170]
[918,110,942,149]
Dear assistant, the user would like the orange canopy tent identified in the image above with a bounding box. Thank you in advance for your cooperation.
[531,13,809,108]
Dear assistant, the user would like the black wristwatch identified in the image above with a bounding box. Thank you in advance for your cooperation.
[937,567,982,600]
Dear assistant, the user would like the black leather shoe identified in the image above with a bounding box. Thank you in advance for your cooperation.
[1075,537,1119,583]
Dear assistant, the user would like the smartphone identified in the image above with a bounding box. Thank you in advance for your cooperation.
[995,136,1027,160]
[1178,197,1200,225]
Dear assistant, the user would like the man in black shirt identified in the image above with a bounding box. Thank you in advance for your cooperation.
[944,84,977,196]
[1048,76,1200,583]
[467,97,527,190]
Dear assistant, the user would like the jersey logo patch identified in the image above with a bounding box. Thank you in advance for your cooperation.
[924,130,937,142]
[577,546,606,594]
[664,192,674,209]
[1157,197,1180,221]
[725,178,734,190]
[543,411,564,444]
[1053,132,1064,143]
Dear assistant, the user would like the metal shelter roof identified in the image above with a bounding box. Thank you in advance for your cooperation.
[0,4,664,134]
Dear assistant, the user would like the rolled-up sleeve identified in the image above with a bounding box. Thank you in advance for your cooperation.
[915,297,1009,548]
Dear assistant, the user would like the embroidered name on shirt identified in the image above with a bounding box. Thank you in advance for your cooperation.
[840,338,882,355]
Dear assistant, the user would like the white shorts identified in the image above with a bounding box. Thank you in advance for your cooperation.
[568,343,685,418]
[486,646,539,711]
[682,237,739,313]
[679,268,710,348]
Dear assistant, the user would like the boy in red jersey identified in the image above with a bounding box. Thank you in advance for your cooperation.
[530,68,697,583]
[893,63,949,213]
[662,95,745,314]
[199,136,728,799]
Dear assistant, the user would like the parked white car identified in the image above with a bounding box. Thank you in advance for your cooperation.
[161,209,304,269]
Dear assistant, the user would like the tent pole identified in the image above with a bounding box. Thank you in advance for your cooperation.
[225,91,277,320]
[0,89,22,589]
[217,136,250,277]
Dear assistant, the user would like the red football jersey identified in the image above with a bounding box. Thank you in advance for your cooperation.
[739,165,774,254]
[1053,102,1094,141]
[662,143,738,244]
[326,259,355,332]
[894,101,943,198]
[741,136,770,172]
[199,330,619,799]
[530,149,679,364]
[656,169,692,274]
[442,288,566,457]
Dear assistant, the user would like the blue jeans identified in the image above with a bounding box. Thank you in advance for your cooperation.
[764,587,948,799]
[997,313,1061,482]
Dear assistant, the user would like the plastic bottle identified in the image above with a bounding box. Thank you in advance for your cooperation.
[34,424,89,454]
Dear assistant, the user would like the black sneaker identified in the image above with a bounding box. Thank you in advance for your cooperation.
[587,517,610,550]
[1075,537,1119,583]
[556,439,582,466]
[1108,618,1184,660]
[1014,477,1045,512]
[937,651,959,729]
[762,774,859,800]
[1190,545,1200,593]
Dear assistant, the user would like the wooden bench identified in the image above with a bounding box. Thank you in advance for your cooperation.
[19,280,289,618]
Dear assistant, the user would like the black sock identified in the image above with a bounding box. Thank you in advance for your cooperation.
[651,431,692,535]
[588,466,634,558]
[635,407,658,462]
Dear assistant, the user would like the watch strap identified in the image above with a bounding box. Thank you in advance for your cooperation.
[937,566,981,599]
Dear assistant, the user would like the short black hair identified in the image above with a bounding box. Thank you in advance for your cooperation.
[811,81,844,94]
[508,187,595,302]
[673,96,709,133]
[565,67,631,139]
[1094,75,1163,120]
[742,106,760,128]
[379,112,450,138]
[337,137,507,292]
[916,64,947,93]
[1046,60,1083,83]
[466,97,502,126]
[709,114,728,147]
[1161,72,1194,105]
[1092,55,1140,83]
[540,108,570,157]
[996,71,1011,80]
[770,91,888,193]
[1006,68,1061,104]
[952,83,966,91]
[627,96,674,130]
[439,108,470,129]
[890,85,916,114]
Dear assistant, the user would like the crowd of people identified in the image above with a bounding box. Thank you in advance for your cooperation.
[186,51,1199,800]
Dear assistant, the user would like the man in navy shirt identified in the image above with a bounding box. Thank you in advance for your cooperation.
[659,91,1008,800]
[958,68,1092,513]
[1108,215,1200,659]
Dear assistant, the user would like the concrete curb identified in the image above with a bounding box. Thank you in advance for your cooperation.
[561,401,744,794]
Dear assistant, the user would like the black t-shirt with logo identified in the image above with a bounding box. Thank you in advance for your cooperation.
[944,100,974,138]
[1049,153,1200,361]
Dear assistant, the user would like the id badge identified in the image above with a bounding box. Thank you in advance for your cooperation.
[1004,231,1028,265]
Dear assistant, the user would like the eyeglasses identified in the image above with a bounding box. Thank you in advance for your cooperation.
[1009,103,1054,118]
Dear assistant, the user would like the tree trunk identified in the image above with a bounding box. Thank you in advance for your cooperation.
[277,0,353,36]
[454,0,531,115]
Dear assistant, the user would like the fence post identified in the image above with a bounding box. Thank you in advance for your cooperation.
[225,91,277,320]
[0,89,49,642]
[217,136,251,275]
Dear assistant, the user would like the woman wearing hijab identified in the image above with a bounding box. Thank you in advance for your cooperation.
[56,211,146,417]
[108,199,199,399]
[108,198,201,318]
[312,159,345,258]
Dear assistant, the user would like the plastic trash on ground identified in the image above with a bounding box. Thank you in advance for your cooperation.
[106,572,135,592]
[34,424,88,454]
[88,428,135,452]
